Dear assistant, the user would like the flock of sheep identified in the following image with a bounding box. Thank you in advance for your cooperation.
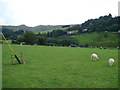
[91,53,114,66]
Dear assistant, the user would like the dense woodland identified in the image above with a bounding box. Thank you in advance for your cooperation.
[2,14,119,47]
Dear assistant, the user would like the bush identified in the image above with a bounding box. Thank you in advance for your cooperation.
[37,36,47,45]
[104,47,107,49]
[46,43,55,46]
[70,44,77,47]
[22,42,26,45]
[12,40,17,44]
[84,43,89,47]
[79,45,83,47]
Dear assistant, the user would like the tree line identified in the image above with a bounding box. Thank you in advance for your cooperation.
[64,14,118,33]
[13,31,78,47]
[2,28,24,40]
[2,14,119,47]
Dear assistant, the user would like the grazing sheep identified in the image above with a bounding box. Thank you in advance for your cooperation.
[20,43,23,46]
[109,58,114,66]
[91,53,99,61]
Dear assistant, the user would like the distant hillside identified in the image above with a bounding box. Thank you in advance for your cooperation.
[32,25,62,32]
[42,32,118,48]
[2,14,119,33]
[71,32,118,47]
[2,25,32,31]
[2,24,63,32]
[61,14,118,33]
[78,14,118,32]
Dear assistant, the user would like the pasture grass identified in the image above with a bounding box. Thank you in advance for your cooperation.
[71,32,118,45]
[2,44,118,88]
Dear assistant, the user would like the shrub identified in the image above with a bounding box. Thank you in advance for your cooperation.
[70,44,77,47]
[79,45,83,47]
[84,43,89,47]
[12,40,17,44]
[37,36,47,45]
[47,43,55,46]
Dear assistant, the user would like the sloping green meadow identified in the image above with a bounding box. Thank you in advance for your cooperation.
[71,32,118,47]
[2,44,118,88]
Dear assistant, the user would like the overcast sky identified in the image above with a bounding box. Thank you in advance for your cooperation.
[0,0,119,27]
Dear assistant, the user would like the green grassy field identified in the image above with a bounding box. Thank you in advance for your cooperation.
[2,44,118,88]
[71,32,118,47]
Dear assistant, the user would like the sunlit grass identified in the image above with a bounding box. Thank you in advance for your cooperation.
[2,44,118,88]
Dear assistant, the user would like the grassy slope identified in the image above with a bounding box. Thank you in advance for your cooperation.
[71,32,118,46]
[2,44,118,88]
[37,27,69,34]
[37,31,117,47]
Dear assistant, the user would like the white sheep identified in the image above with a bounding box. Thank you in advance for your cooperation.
[109,58,114,66]
[91,53,99,61]
[20,43,23,46]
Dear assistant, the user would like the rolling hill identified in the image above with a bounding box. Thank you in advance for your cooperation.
[2,24,63,32]
[2,24,79,32]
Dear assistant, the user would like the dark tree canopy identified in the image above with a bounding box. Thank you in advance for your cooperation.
[23,31,37,45]
[78,14,118,33]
